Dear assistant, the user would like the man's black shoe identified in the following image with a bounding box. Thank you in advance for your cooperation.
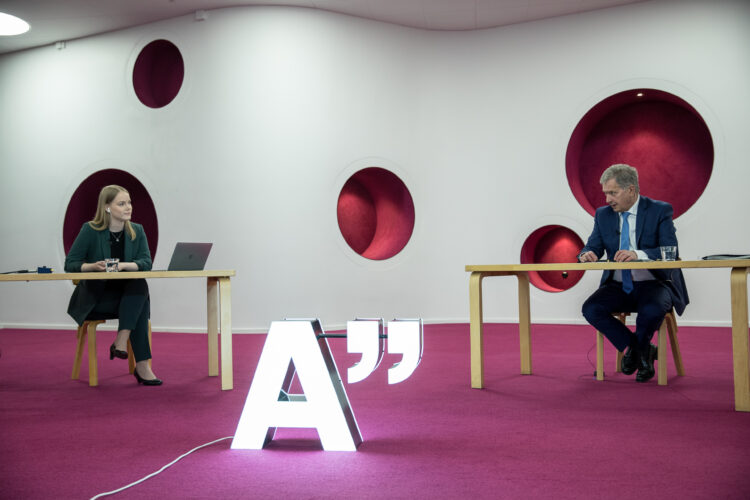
[621,346,640,375]
[635,344,657,383]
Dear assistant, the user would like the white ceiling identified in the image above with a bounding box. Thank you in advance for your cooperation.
[0,0,647,55]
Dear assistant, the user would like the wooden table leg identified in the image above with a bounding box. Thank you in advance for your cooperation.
[207,278,219,377]
[469,272,485,389]
[219,277,233,390]
[517,272,532,375]
[730,267,750,412]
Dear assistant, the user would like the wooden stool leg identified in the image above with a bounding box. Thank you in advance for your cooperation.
[667,314,685,376]
[72,325,86,379]
[87,322,99,387]
[127,339,136,374]
[596,331,604,380]
[657,319,668,386]
[148,320,152,369]
[615,313,627,373]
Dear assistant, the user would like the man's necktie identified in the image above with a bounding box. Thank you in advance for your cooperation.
[620,212,633,293]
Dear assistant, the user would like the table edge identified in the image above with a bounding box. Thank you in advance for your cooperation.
[0,270,236,281]
[465,260,750,272]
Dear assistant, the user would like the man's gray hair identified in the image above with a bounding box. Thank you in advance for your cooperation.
[600,164,639,194]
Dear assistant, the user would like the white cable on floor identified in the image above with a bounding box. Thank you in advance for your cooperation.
[89,436,234,500]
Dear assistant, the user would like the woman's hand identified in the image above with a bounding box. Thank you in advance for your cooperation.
[82,261,107,272]
[117,262,139,272]
[81,261,139,272]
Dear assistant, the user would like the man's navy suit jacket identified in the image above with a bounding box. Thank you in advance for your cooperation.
[580,196,689,315]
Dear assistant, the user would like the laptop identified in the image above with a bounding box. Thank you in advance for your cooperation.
[165,242,213,271]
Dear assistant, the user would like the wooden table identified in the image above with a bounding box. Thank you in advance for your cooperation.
[0,270,236,390]
[465,260,750,412]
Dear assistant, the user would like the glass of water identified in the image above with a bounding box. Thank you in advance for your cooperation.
[660,246,677,261]
[105,258,119,272]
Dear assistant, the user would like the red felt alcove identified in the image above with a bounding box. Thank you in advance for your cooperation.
[566,89,713,218]
[337,167,415,260]
[63,169,158,259]
[520,226,584,292]
[133,39,184,108]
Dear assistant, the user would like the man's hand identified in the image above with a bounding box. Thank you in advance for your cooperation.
[579,251,598,263]
[613,250,637,262]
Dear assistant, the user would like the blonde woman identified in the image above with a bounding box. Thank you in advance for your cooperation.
[65,185,162,385]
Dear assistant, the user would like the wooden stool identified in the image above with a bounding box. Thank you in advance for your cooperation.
[71,319,152,386]
[595,310,684,385]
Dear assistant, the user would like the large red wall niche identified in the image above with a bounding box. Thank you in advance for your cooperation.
[63,169,158,258]
[520,226,585,292]
[337,167,415,261]
[566,89,713,217]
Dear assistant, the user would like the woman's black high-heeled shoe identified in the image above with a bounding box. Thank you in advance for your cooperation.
[134,368,163,386]
[109,343,128,360]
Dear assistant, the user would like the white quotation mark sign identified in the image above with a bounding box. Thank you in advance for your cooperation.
[347,318,424,384]
[382,319,424,384]
[232,318,423,452]
[346,319,385,384]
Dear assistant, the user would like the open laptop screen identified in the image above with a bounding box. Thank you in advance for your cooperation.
[165,242,213,271]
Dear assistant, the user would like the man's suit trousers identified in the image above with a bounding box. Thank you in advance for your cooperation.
[582,280,672,352]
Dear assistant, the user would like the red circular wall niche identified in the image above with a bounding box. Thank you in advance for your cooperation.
[337,167,415,260]
[520,226,584,292]
[133,39,184,108]
[63,169,158,258]
[566,89,713,218]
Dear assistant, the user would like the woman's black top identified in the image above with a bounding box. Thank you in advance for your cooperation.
[109,230,125,261]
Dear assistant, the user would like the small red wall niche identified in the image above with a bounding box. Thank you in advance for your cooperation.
[63,169,158,259]
[520,225,584,292]
[133,39,184,108]
[337,167,415,261]
[566,89,713,218]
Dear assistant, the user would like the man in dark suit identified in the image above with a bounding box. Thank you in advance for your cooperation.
[579,164,689,382]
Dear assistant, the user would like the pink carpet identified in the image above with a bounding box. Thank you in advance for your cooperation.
[1,324,749,499]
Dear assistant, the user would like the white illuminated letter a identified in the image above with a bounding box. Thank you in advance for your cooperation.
[231,319,362,452]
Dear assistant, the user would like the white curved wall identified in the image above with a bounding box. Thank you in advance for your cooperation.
[1,0,749,331]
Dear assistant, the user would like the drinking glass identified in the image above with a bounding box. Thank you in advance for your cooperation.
[660,246,677,261]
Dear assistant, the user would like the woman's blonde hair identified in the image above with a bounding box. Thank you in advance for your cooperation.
[89,185,136,240]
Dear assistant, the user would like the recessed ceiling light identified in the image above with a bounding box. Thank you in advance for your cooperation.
[0,12,30,36]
